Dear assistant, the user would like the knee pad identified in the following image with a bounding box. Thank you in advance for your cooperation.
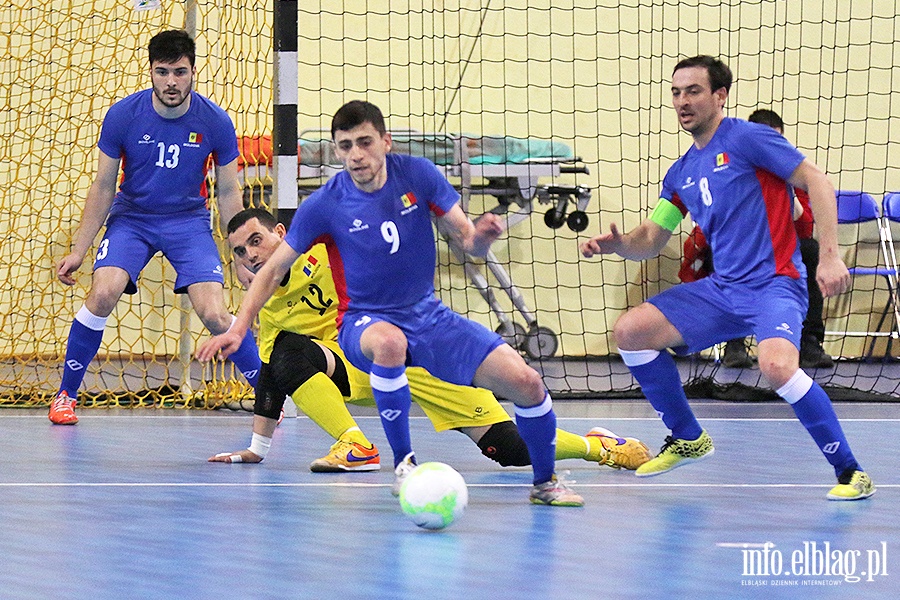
[253,363,286,420]
[327,346,351,397]
[476,420,532,467]
[269,332,330,393]
[254,333,332,420]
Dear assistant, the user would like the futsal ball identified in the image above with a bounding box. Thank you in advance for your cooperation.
[398,462,468,530]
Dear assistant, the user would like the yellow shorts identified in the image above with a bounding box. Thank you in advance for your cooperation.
[319,339,512,432]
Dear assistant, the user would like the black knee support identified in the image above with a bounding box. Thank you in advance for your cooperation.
[253,363,287,420]
[476,420,532,467]
[254,332,345,419]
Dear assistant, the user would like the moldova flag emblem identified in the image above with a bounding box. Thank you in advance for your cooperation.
[401,192,417,208]
[716,152,729,167]
[302,254,318,277]
[189,132,203,143]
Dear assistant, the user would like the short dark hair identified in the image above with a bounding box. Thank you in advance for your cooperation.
[747,108,784,130]
[673,55,732,93]
[148,29,196,67]
[331,100,387,138]
[227,208,277,235]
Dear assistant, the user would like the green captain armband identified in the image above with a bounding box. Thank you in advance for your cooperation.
[649,198,683,232]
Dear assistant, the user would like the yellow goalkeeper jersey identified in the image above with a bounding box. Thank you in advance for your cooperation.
[258,243,339,363]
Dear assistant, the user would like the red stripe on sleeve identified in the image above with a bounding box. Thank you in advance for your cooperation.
[670,192,689,217]
[320,235,350,330]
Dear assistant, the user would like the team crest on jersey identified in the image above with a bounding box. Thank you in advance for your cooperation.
[302,254,319,277]
[400,192,419,216]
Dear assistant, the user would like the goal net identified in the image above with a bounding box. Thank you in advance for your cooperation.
[3,0,899,409]
[0,0,272,408]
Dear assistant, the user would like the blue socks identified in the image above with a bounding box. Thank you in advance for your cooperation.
[62,308,262,399]
[228,328,261,388]
[370,364,413,468]
[777,370,860,476]
[59,306,107,397]
[620,349,703,441]
[621,346,861,477]
[514,393,557,485]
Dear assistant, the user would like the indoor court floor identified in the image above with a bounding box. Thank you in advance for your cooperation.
[0,399,897,599]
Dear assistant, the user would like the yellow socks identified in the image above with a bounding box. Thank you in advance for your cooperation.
[291,372,360,440]
[554,429,593,460]
[339,426,374,447]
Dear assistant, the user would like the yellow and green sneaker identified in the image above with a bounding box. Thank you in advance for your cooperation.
[826,469,875,501]
[635,430,714,477]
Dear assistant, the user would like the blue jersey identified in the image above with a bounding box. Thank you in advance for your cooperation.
[660,118,806,283]
[283,153,460,315]
[98,89,239,216]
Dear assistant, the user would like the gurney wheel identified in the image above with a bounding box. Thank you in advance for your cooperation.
[566,210,589,232]
[496,322,528,350]
[544,208,567,229]
[524,325,558,359]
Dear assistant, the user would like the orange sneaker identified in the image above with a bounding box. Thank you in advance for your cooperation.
[49,390,78,425]
[586,426,653,470]
[309,439,380,472]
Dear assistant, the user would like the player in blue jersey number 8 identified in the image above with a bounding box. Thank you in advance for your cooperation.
[579,55,874,501]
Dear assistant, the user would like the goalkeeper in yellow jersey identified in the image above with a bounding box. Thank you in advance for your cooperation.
[207,208,651,472]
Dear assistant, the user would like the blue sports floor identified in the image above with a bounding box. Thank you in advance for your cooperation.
[0,400,897,599]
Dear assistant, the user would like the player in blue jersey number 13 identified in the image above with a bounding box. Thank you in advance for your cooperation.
[579,55,874,501]
[52,30,261,425]
[197,100,583,506]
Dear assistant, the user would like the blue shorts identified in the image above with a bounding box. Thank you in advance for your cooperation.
[648,275,808,354]
[338,295,505,386]
[94,209,224,294]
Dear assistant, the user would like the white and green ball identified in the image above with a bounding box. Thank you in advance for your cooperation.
[398,462,468,530]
